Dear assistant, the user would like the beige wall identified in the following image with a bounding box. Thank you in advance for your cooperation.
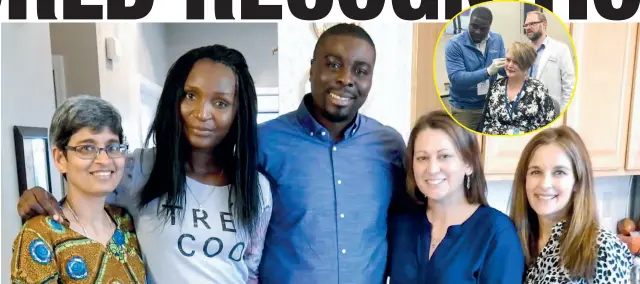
[278,22,414,142]
[49,23,101,98]
[96,23,143,150]
[435,2,574,94]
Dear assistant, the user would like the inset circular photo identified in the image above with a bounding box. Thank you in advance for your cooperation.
[433,0,577,136]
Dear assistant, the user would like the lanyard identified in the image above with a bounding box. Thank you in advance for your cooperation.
[504,78,526,121]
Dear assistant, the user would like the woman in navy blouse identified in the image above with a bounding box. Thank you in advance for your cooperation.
[387,110,525,283]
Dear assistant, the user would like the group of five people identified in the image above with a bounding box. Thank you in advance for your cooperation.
[11,23,630,284]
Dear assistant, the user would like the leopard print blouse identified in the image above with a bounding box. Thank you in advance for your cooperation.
[525,221,633,283]
[481,77,557,135]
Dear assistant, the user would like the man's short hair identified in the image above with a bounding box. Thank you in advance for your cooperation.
[470,6,493,23]
[312,23,376,59]
[527,10,547,22]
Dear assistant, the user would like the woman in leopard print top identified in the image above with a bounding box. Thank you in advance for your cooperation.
[509,126,632,283]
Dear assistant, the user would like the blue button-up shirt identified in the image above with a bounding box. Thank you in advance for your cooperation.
[257,94,407,284]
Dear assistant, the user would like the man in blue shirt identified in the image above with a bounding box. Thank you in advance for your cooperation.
[445,6,506,131]
[257,24,407,283]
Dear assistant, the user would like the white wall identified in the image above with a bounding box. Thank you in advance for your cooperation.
[277,22,414,142]
[96,23,143,151]
[49,23,144,150]
[164,23,279,88]
[435,2,574,92]
[138,24,169,86]
[1,23,61,282]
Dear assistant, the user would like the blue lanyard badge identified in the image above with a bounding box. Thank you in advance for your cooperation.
[504,79,526,121]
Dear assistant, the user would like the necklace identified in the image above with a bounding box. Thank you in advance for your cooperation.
[430,238,441,250]
[187,169,224,210]
[65,200,113,239]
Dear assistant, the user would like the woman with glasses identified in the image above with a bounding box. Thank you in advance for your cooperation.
[14,45,271,283]
[11,95,146,283]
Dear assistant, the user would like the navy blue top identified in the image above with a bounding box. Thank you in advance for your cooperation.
[388,205,525,284]
[257,94,407,284]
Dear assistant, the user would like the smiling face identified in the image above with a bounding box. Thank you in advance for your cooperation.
[54,127,126,196]
[180,59,238,151]
[309,34,375,123]
[525,143,576,223]
[412,128,472,202]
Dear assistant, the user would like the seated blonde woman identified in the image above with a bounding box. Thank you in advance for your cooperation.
[481,42,557,135]
[11,96,145,283]
[509,126,632,283]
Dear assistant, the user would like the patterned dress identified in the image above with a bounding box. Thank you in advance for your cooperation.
[481,77,557,135]
[11,205,146,283]
[525,221,633,283]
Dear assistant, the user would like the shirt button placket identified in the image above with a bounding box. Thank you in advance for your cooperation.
[333,144,347,259]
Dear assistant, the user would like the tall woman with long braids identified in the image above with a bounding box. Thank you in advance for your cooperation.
[509,126,632,283]
[15,45,272,283]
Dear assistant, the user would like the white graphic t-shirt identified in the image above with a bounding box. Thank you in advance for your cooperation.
[110,148,272,284]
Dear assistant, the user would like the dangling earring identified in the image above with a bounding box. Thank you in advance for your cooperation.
[465,174,471,190]
[233,144,236,156]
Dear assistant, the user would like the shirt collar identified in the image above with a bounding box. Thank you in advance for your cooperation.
[535,35,550,51]
[295,93,361,141]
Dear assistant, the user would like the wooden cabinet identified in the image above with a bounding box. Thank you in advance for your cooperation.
[482,119,564,179]
[565,23,636,174]
[411,23,447,122]
[627,90,640,171]
[411,23,640,179]
[412,23,483,149]
[626,26,640,173]
[481,23,639,179]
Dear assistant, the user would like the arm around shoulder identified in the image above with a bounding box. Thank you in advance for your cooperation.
[109,148,155,207]
[386,126,413,218]
[245,172,274,284]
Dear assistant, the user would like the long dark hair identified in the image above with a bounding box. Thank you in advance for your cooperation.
[138,44,261,238]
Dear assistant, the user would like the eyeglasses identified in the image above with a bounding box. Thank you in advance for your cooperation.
[523,21,543,28]
[65,144,129,160]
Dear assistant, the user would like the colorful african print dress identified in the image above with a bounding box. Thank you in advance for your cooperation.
[10,205,146,283]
